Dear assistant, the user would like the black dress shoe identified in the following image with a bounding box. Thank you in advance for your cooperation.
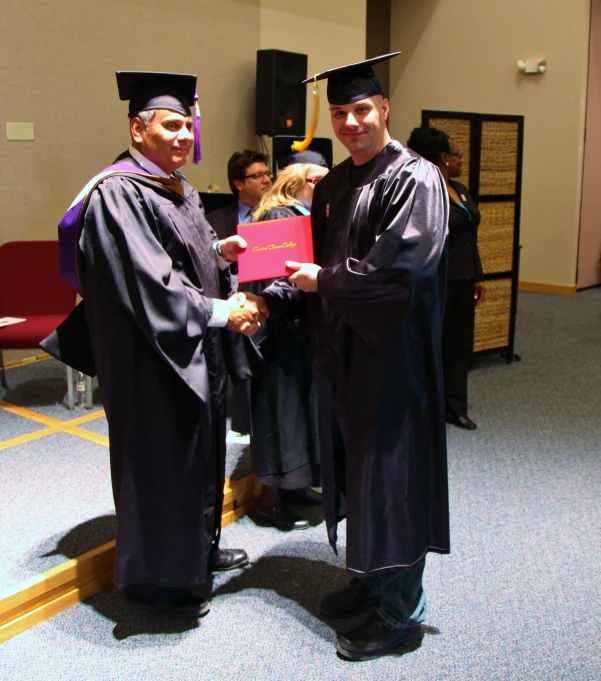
[446,412,477,430]
[337,613,423,661]
[125,584,210,618]
[208,547,249,572]
[320,578,379,618]
[280,488,323,506]
[252,502,310,530]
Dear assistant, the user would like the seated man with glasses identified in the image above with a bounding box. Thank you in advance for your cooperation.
[207,149,272,240]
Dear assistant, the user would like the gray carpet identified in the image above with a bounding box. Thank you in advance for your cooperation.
[0,359,104,420]
[0,431,114,589]
[0,290,599,680]
[0,364,251,591]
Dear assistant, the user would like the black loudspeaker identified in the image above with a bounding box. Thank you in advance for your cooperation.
[255,49,307,137]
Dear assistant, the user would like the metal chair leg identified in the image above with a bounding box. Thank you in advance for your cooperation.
[0,350,6,389]
[66,365,74,410]
[86,374,93,409]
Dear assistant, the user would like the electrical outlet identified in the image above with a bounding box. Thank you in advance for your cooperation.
[6,122,35,141]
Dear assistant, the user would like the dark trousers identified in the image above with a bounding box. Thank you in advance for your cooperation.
[363,557,427,628]
[230,379,252,435]
[442,279,475,417]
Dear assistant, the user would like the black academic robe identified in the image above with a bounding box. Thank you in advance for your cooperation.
[242,205,319,489]
[263,141,450,575]
[66,155,246,588]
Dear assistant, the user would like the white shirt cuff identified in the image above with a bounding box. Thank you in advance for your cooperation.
[208,298,229,327]
[213,241,232,270]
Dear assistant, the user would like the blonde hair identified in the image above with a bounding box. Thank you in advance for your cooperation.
[252,163,314,220]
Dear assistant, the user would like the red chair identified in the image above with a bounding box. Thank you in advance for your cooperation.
[0,241,78,403]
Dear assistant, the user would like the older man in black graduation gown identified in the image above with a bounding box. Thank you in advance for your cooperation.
[250,54,450,660]
[46,72,262,618]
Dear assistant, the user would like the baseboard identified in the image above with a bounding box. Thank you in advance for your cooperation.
[518,281,577,296]
[0,474,260,644]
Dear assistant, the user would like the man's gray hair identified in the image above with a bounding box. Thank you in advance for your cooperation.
[134,110,156,131]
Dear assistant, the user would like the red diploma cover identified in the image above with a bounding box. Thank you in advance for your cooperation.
[237,214,314,283]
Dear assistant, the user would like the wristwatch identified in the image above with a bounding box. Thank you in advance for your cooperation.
[215,240,233,262]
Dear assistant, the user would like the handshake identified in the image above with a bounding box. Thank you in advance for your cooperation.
[216,235,269,337]
[225,291,269,336]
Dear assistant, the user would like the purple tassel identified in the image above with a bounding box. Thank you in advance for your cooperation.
[193,91,202,164]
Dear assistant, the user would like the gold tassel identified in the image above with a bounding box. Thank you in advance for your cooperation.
[291,77,319,152]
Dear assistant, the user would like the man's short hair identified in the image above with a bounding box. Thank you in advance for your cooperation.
[132,110,156,131]
[227,150,270,196]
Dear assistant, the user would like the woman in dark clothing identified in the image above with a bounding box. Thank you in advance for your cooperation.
[407,126,485,430]
[245,160,329,529]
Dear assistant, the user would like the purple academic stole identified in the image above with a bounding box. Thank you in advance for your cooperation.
[58,161,151,294]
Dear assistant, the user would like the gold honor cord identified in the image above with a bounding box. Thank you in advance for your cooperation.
[291,78,320,152]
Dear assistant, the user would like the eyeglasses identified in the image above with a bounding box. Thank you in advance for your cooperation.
[243,171,273,181]
[447,152,463,159]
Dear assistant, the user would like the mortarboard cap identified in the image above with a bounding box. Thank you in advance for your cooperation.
[116,70,203,164]
[302,52,401,105]
[285,149,329,168]
[274,136,333,169]
[116,71,197,118]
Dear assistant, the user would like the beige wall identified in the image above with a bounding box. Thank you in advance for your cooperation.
[0,0,262,245]
[259,1,366,166]
[1,1,594,288]
[0,0,366,249]
[389,0,591,288]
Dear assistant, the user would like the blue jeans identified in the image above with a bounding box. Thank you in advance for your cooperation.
[363,557,427,629]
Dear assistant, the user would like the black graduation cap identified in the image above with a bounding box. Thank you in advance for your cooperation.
[274,136,333,170]
[302,52,401,105]
[116,71,203,164]
[285,149,329,167]
[116,71,197,118]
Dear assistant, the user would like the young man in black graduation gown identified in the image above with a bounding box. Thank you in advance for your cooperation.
[249,54,451,660]
[46,72,263,617]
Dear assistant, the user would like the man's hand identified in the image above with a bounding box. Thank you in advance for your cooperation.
[225,292,260,335]
[243,291,270,324]
[474,282,486,306]
[286,261,321,293]
[219,236,247,262]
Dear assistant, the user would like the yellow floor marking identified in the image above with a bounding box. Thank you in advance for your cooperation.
[0,401,106,428]
[60,424,109,448]
[0,427,60,451]
[0,402,62,428]
[64,409,106,426]
[0,402,108,448]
